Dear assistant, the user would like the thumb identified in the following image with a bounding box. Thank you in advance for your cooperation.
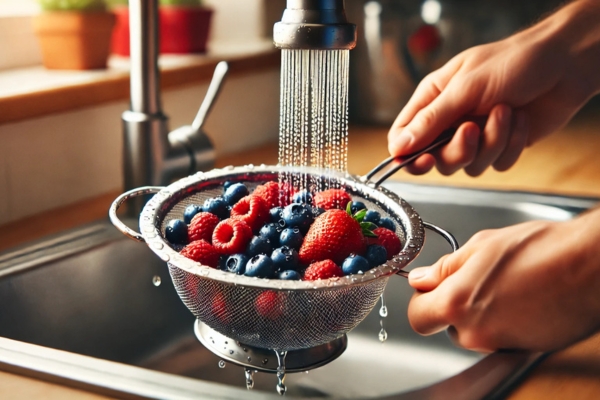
[408,254,460,292]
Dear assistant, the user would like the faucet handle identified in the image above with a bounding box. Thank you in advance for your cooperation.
[192,61,229,133]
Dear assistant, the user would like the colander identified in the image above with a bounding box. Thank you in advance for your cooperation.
[109,137,457,351]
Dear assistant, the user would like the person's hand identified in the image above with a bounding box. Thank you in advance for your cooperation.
[407,208,600,352]
[388,0,600,176]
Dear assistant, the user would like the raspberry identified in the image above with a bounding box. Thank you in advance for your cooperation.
[368,228,402,260]
[313,189,352,210]
[180,240,220,268]
[255,290,284,319]
[212,218,253,255]
[304,259,344,281]
[252,181,281,208]
[231,195,269,232]
[188,212,220,243]
[212,292,230,324]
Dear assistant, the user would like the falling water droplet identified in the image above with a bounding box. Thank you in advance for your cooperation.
[245,368,255,390]
[379,319,388,342]
[218,360,226,368]
[275,350,288,396]
[152,275,161,286]
[379,294,388,318]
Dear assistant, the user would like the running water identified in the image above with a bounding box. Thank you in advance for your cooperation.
[278,49,350,202]
[275,350,288,395]
[379,294,388,342]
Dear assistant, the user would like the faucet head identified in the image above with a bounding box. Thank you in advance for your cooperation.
[274,0,356,50]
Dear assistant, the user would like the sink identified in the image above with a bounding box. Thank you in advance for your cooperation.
[0,182,596,399]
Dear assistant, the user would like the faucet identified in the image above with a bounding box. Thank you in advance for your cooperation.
[122,0,225,211]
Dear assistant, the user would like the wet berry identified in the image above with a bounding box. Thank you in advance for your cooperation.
[246,236,273,257]
[223,183,249,205]
[279,227,303,250]
[165,219,188,245]
[281,203,314,233]
[279,270,301,280]
[203,197,230,220]
[365,244,387,268]
[363,210,381,225]
[183,204,203,224]
[244,254,276,278]
[271,246,299,272]
[222,253,248,275]
[342,254,370,275]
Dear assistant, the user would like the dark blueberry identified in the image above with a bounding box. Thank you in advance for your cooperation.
[223,183,249,205]
[365,245,387,268]
[203,197,230,219]
[269,207,283,223]
[279,227,304,250]
[279,270,301,280]
[293,190,313,205]
[379,217,396,231]
[246,236,273,257]
[165,219,188,245]
[363,210,381,225]
[311,206,325,218]
[271,246,299,272]
[183,204,203,224]
[259,223,281,247]
[342,254,370,275]
[350,201,367,215]
[222,254,248,275]
[223,180,234,191]
[281,203,314,233]
[244,254,275,278]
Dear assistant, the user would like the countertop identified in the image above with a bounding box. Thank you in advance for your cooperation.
[1,108,600,399]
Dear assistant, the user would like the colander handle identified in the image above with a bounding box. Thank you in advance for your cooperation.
[397,221,459,278]
[108,186,164,243]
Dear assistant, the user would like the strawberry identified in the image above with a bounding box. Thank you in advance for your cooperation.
[230,195,270,232]
[255,290,284,319]
[368,227,402,260]
[212,218,253,254]
[180,240,220,268]
[188,212,220,243]
[298,203,376,264]
[304,259,344,280]
[252,181,281,208]
[313,189,352,210]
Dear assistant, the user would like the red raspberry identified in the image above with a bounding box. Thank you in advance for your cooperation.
[212,292,230,324]
[313,189,352,210]
[188,212,220,243]
[252,181,281,208]
[230,195,269,232]
[304,259,344,281]
[180,240,220,268]
[212,218,253,255]
[368,228,402,260]
[255,290,284,319]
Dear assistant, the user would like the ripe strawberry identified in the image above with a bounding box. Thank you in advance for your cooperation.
[180,240,220,268]
[230,195,270,232]
[212,218,253,254]
[252,181,281,208]
[313,189,352,210]
[304,259,344,280]
[188,212,220,243]
[368,227,402,260]
[255,290,284,319]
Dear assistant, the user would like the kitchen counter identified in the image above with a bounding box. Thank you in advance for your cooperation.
[1,107,600,399]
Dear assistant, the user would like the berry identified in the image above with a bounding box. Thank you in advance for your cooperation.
[231,195,269,232]
[313,188,352,210]
[350,201,367,214]
[223,182,249,205]
[183,204,203,224]
[269,206,283,223]
[223,180,234,191]
[368,227,402,260]
[311,207,325,218]
[255,290,284,319]
[281,203,314,233]
[365,244,387,268]
[342,254,370,275]
[165,219,188,245]
[271,246,299,272]
[363,210,381,225]
[212,292,230,323]
[259,222,281,247]
[279,227,304,250]
[246,236,273,257]
[212,218,253,255]
[379,217,396,232]
[279,270,301,280]
[180,240,220,268]
[253,181,281,208]
[203,197,230,220]
[244,254,276,278]
[304,260,344,280]
[188,212,220,243]
[293,190,313,205]
[222,253,248,275]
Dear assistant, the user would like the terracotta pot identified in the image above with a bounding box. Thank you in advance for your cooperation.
[111,6,130,57]
[33,11,116,70]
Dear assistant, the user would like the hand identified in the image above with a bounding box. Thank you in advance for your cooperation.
[388,0,600,176]
[407,208,600,352]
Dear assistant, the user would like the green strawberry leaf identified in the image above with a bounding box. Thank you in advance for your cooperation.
[354,209,367,222]
[346,201,353,216]
[360,221,378,231]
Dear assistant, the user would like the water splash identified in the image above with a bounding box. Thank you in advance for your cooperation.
[275,350,288,396]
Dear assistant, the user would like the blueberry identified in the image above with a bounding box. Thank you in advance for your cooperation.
[165,219,188,245]
[223,180,234,191]
[379,217,396,231]
[350,201,367,215]
[259,223,281,247]
[365,245,387,268]
[223,183,249,205]
[203,197,230,219]
[311,206,325,218]
[342,254,370,275]
[363,210,381,225]
[244,254,275,278]
[183,204,203,224]
[281,203,314,233]
[279,270,301,280]
[271,246,299,272]
[246,236,273,257]
[293,190,313,205]
[279,227,304,250]
[269,207,283,223]
[222,254,248,275]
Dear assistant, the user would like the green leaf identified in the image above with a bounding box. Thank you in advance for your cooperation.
[362,231,378,238]
[360,221,377,231]
[346,201,352,216]
[354,209,367,222]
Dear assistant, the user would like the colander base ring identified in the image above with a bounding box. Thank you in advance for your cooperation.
[194,320,347,373]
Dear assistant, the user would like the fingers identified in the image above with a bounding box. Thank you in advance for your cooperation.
[493,110,529,171]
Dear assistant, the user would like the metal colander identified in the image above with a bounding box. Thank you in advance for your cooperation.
[110,164,438,351]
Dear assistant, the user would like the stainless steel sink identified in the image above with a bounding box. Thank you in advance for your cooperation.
[0,183,596,399]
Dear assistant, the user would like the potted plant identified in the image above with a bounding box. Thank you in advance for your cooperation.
[109,0,213,56]
[33,0,116,70]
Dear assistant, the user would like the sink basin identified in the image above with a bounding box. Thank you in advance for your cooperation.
[0,182,596,399]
